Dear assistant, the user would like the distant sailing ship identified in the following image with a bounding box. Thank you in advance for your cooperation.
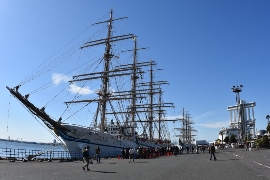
[6,9,174,157]
[174,108,197,147]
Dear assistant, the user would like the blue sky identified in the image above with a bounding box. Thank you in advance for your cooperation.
[1,0,270,143]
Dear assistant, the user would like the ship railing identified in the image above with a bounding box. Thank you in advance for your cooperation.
[66,123,99,131]
[71,124,85,127]
[65,123,89,129]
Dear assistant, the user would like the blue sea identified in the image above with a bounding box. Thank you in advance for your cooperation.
[0,139,69,159]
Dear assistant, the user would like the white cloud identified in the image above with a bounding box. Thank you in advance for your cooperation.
[165,111,229,129]
[193,111,216,122]
[193,111,230,129]
[51,73,95,95]
[52,73,71,85]
[197,121,229,129]
[69,84,94,95]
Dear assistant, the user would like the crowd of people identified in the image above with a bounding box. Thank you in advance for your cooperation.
[121,146,175,160]
[81,143,217,171]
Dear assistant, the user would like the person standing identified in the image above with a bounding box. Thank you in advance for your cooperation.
[186,146,189,154]
[121,148,125,159]
[209,143,217,161]
[126,147,130,159]
[196,146,199,154]
[245,142,248,151]
[95,146,101,163]
[129,147,134,163]
[82,146,90,171]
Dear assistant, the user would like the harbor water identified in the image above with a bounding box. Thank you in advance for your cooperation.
[0,139,75,160]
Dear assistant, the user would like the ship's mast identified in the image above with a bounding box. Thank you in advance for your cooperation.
[66,9,174,139]
[100,10,113,132]
[147,62,175,140]
[156,86,175,140]
[66,9,135,132]
[136,62,175,140]
[103,40,174,140]
[149,60,154,139]
[157,87,162,139]
[130,38,137,135]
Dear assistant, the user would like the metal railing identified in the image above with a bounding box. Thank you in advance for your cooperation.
[0,148,81,160]
[0,148,119,160]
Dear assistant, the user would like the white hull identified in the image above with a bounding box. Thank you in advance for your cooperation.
[56,124,164,158]
[57,124,137,158]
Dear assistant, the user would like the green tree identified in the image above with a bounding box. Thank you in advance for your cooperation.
[230,134,237,143]
[244,134,252,142]
[224,136,229,144]
[255,139,263,148]
[219,131,224,144]
[267,123,270,134]
[262,135,269,148]
[257,135,262,139]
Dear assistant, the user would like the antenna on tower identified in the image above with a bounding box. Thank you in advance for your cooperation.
[231,84,243,104]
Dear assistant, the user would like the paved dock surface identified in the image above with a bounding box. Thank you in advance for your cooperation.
[0,148,269,180]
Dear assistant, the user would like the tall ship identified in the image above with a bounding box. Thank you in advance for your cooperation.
[174,108,197,147]
[6,10,174,157]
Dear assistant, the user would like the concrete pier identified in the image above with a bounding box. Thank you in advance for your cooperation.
[0,148,269,180]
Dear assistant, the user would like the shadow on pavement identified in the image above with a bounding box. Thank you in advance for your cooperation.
[92,170,117,173]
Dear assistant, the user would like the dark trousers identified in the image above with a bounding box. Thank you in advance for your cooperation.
[83,157,89,168]
[210,152,216,160]
[129,154,134,162]
[96,154,100,163]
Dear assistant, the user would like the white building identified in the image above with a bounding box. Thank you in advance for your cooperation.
[220,100,256,144]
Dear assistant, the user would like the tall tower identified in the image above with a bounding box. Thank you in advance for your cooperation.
[227,85,256,144]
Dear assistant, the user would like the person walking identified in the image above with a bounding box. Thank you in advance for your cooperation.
[129,147,134,163]
[82,146,90,171]
[95,146,101,163]
[209,143,217,161]
[186,145,189,154]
